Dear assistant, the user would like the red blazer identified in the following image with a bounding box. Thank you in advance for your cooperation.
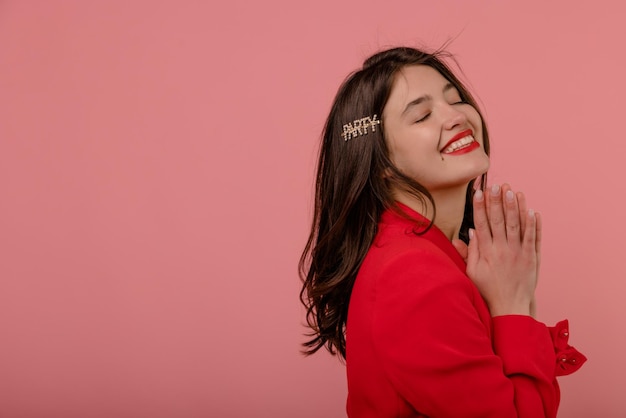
[346,204,585,418]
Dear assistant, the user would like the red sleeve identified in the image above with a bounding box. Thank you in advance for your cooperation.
[371,247,572,418]
[547,320,587,377]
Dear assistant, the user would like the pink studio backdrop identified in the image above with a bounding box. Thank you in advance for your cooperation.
[1,1,624,417]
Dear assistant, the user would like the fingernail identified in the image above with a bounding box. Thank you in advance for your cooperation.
[505,190,514,202]
[474,189,483,201]
[528,209,535,218]
[469,228,474,239]
[491,184,500,195]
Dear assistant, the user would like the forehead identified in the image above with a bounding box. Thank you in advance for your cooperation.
[383,65,454,119]
[391,65,449,99]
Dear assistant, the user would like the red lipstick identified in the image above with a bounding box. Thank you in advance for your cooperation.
[445,140,479,155]
[441,129,474,153]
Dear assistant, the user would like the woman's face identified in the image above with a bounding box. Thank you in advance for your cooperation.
[382,65,490,193]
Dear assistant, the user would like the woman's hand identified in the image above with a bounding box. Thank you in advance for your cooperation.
[465,184,542,317]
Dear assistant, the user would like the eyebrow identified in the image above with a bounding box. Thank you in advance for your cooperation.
[401,83,456,116]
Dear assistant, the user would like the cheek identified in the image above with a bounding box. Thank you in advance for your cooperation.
[466,108,483,139]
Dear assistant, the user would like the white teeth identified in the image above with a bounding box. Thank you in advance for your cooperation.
[443,135,474,153]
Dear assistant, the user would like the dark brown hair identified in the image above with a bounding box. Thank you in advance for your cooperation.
[299,47,490,360]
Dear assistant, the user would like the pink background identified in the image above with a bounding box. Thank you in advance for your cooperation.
[1,1,623,417]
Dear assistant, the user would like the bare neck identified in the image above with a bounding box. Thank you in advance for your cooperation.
[395,185,468,241]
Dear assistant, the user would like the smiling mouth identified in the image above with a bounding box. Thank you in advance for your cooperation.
[442,134,476,154]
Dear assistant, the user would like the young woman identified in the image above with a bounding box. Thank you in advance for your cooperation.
[299,47,585,417]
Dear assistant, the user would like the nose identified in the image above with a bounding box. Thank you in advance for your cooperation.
[442,104,467,131]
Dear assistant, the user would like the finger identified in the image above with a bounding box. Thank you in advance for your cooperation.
[488,184,506,243]
[472,189,492,246]
[522,208,537,256]
[467,228,479,268]
[485,189,491,220]
[535,211,542,265]
[502,186,521,245]
[517,191,527,239]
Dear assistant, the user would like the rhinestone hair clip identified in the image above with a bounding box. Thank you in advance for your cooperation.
[341,115,381,141]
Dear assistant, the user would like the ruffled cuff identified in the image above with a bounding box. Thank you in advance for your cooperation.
[548,319,587,376]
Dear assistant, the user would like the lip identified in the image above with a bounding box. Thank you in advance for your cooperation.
[440,129,474,152]
[444,140,479,155]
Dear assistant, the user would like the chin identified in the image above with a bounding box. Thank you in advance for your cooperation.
[455,167,489,190]
[470,157,490,178]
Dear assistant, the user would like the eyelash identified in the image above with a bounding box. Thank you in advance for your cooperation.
[415,100,467,123]
[415,114,430,123]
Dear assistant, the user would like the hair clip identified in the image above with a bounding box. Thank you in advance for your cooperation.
[341,115,381,141]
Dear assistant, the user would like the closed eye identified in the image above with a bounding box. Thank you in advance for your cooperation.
[415,113,431,123]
